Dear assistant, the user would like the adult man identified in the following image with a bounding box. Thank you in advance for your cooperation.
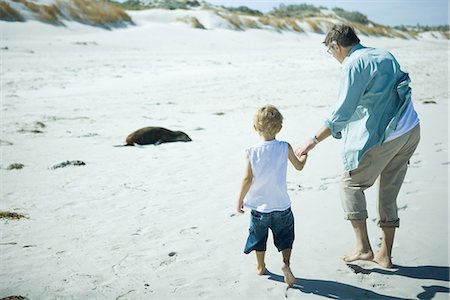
[296,24,420,268]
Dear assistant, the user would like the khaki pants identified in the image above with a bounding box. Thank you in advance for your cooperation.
[340,124,420,227]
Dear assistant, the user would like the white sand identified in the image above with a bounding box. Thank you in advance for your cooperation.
[1,13,449,299]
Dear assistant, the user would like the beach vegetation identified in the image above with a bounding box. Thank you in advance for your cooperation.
[269,3,321,18]
[0,1,25,22]
[67,0,133,29]
[305,19,323,33]
[332,7,369,25]
[221,5,263,16]
[6,0,132,28]
[13,0,62,24]
[258,16,270,26]
[257,15,289,32]
[107,0,150,10]
[286,18,304,32]
[189,16,205,29]
[217,12,242,30]
[0,211,28,220]
[242,18,260,29]
[7,163,25,170]
[351,22,408,39]
[177,16,205,29]
[116,0,200,10]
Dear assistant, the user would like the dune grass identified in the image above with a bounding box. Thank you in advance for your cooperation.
[7,0,132,28]
[218,12,242,30]
[14,0,62,24]
[177,16,206,29]
[0,1,25,22]
[286,18,304,32]
[258,16,288,32]
[189,16,205,29]
[67,0,132,28]
[304,19,323,33]
[242,18,260,29]
[352,22,408,39]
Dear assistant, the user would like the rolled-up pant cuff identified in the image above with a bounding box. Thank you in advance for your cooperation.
[378,219,400,228]
[344,211,368,220]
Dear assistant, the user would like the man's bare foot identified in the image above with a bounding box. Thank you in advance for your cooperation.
[256,263,266,275]
[281,264,296,287]
[340,249,374,263]
[373,253,394,269]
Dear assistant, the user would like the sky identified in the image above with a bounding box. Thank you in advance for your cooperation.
[205,0,449,26]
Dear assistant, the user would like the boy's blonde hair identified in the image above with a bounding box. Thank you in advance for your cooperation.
[254,105,283,137]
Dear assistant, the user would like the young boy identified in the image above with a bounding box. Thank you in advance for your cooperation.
[236,105,307,287]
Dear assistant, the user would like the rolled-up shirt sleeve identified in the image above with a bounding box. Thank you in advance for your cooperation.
[325,62,368,139]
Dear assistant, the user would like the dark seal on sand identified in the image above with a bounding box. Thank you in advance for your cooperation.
[120,127,192,146]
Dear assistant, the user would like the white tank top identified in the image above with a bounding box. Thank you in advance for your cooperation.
[244,140,291,213]
[385,101,420,142]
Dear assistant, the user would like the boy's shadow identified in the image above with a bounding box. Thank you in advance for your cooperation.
[265,265,450,299]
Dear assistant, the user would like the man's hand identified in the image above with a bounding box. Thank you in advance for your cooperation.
[295,138,316,157]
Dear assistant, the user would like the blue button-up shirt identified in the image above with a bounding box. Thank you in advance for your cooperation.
[325,44,412,171]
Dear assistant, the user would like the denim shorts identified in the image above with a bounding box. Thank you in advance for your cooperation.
[244,207,294,254]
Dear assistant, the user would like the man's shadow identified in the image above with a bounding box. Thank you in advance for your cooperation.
[345,264,450,299]
[265,270,405,299]
[346,263,449,281]
[265,264,450,299]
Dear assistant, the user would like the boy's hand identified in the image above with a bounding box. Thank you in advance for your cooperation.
[237,201,245,214]
[295,138,316,157]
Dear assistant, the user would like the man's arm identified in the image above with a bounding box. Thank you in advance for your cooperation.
[295,125,331,156]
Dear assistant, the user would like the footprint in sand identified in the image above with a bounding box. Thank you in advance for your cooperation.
[0,140,13,146]
[160,252,177,267]
[406,190,419,195]
[409,159,422,168]
[179,226,198,235]
[318,184,328,191]
[397,204,408,211]
[346,263,371,275]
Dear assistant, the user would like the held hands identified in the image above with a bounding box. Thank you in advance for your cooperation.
[295,137,317,157]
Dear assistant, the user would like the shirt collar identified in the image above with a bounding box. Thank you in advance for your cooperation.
[342,43,364,65]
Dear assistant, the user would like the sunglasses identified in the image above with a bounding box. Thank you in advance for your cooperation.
[326,42,338,55]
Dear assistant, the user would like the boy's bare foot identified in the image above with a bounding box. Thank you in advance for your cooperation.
[281,264,296,287]
[256,263,266,275]
[373,253,394,269]
[340,249,374,263]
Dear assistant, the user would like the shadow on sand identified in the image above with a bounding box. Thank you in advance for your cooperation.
[266,270,406,299]
[345,264,450,299]
[268,264,450,299]
[346,264,449,282]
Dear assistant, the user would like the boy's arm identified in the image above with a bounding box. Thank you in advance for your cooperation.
[288,143,307,171]
[237,156,253,214]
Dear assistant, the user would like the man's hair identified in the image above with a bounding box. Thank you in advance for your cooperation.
[323,24,360,47]
[254,105,283,137]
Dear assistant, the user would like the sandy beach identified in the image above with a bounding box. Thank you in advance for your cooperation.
[1,10,449,299]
